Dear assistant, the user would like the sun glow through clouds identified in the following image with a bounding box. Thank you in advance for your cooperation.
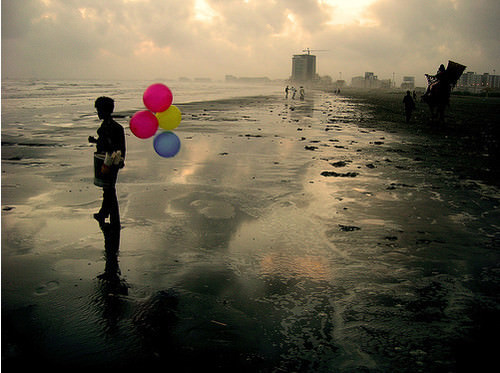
[320,0,377,25]
[193,0,218,23]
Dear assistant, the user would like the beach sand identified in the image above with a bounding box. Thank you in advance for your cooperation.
[338,88,500,185]
[2,90,499,371]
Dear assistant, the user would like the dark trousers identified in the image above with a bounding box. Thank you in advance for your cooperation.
[405,108,413,123]
[99,187,120,227]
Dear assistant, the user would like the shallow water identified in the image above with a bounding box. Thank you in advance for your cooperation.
[2,80,499,372]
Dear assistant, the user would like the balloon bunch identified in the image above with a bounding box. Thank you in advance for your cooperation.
[130,83,182,158]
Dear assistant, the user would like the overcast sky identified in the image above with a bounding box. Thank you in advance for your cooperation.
[2,0,499,85]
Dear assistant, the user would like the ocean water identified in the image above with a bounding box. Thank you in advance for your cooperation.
[2,79,499,372]
[1,78,282,139]
[1,78,283,106]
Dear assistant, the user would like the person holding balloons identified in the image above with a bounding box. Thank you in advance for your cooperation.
[89,96,126,228]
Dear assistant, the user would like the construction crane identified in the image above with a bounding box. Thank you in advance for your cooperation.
[302,48,328,55]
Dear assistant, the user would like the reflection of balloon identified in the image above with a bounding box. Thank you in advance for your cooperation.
[130,110,158,139]
[157,105,182,131]
[143,83,173,113]
[153,131,181,158]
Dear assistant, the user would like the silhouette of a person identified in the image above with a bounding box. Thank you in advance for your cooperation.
[98,222,123,281]
[403,90,416,123]
[285,85,289,99]
[89,97,126,228]
[96,218,129,334]
[425,63,448,97]
[436,64,447,82]
[299,86,305,100]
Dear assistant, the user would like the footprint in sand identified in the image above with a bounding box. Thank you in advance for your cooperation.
[34,280,60,296]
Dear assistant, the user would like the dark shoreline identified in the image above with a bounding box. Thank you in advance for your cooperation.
[328,88,500,186]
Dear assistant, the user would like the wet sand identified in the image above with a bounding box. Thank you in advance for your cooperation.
[338,88,500,185]
[2,91,499,372]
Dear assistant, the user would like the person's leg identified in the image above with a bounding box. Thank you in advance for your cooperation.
[94,186,117,225]
[107,187,120,228]
[94,188,108,226]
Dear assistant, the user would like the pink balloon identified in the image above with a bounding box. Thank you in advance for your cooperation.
[130,110,159,139]
[143,83,173,113]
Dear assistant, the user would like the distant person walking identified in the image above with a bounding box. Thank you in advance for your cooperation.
[285,85,289,99]
[403,90,416,123]
[299,86,305,101]
[89,96,126,228]
[292,87,296,99]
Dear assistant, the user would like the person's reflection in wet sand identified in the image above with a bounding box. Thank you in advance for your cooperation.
[97,223,126,284]
[95,200,128,335]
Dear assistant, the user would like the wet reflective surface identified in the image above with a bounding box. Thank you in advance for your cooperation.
[2,85,499,371]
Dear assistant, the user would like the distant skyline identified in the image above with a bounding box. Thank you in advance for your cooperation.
[2,0,499,86]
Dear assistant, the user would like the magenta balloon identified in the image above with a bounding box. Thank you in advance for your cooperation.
[130,110,159,139]
[143,83,173,113]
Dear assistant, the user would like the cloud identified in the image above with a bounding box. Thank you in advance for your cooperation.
[366,0,500,72]
[2,0,499,83]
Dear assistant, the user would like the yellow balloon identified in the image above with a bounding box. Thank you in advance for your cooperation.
[156,105,182,130]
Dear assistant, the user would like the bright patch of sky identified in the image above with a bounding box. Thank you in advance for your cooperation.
[193,0,219,23]
[320,0,377,25]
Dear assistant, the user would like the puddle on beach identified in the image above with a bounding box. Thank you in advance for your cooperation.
[2,91,499,371]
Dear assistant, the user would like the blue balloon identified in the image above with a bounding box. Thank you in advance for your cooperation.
[153,131,181,158]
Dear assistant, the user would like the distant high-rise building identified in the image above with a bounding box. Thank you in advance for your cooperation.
[351,72,391,89]
[291,53,316,82]
[401,76,415,90]
[457,71,500,92]
[364,72,376,80]
[364,72,378,88]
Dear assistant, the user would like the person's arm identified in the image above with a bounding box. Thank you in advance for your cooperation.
[119,126,126,159]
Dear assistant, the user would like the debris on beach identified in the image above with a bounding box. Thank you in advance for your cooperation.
[305,145,318,151]
[321,171,359,177]
[240,134,262,138]
[330,161,348,167]
[338,225,361,232]
[387,182,415,189]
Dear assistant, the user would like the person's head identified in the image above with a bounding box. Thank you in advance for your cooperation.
[439,64,445,72]
[95,96,114,119]
[406,90,411,95]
